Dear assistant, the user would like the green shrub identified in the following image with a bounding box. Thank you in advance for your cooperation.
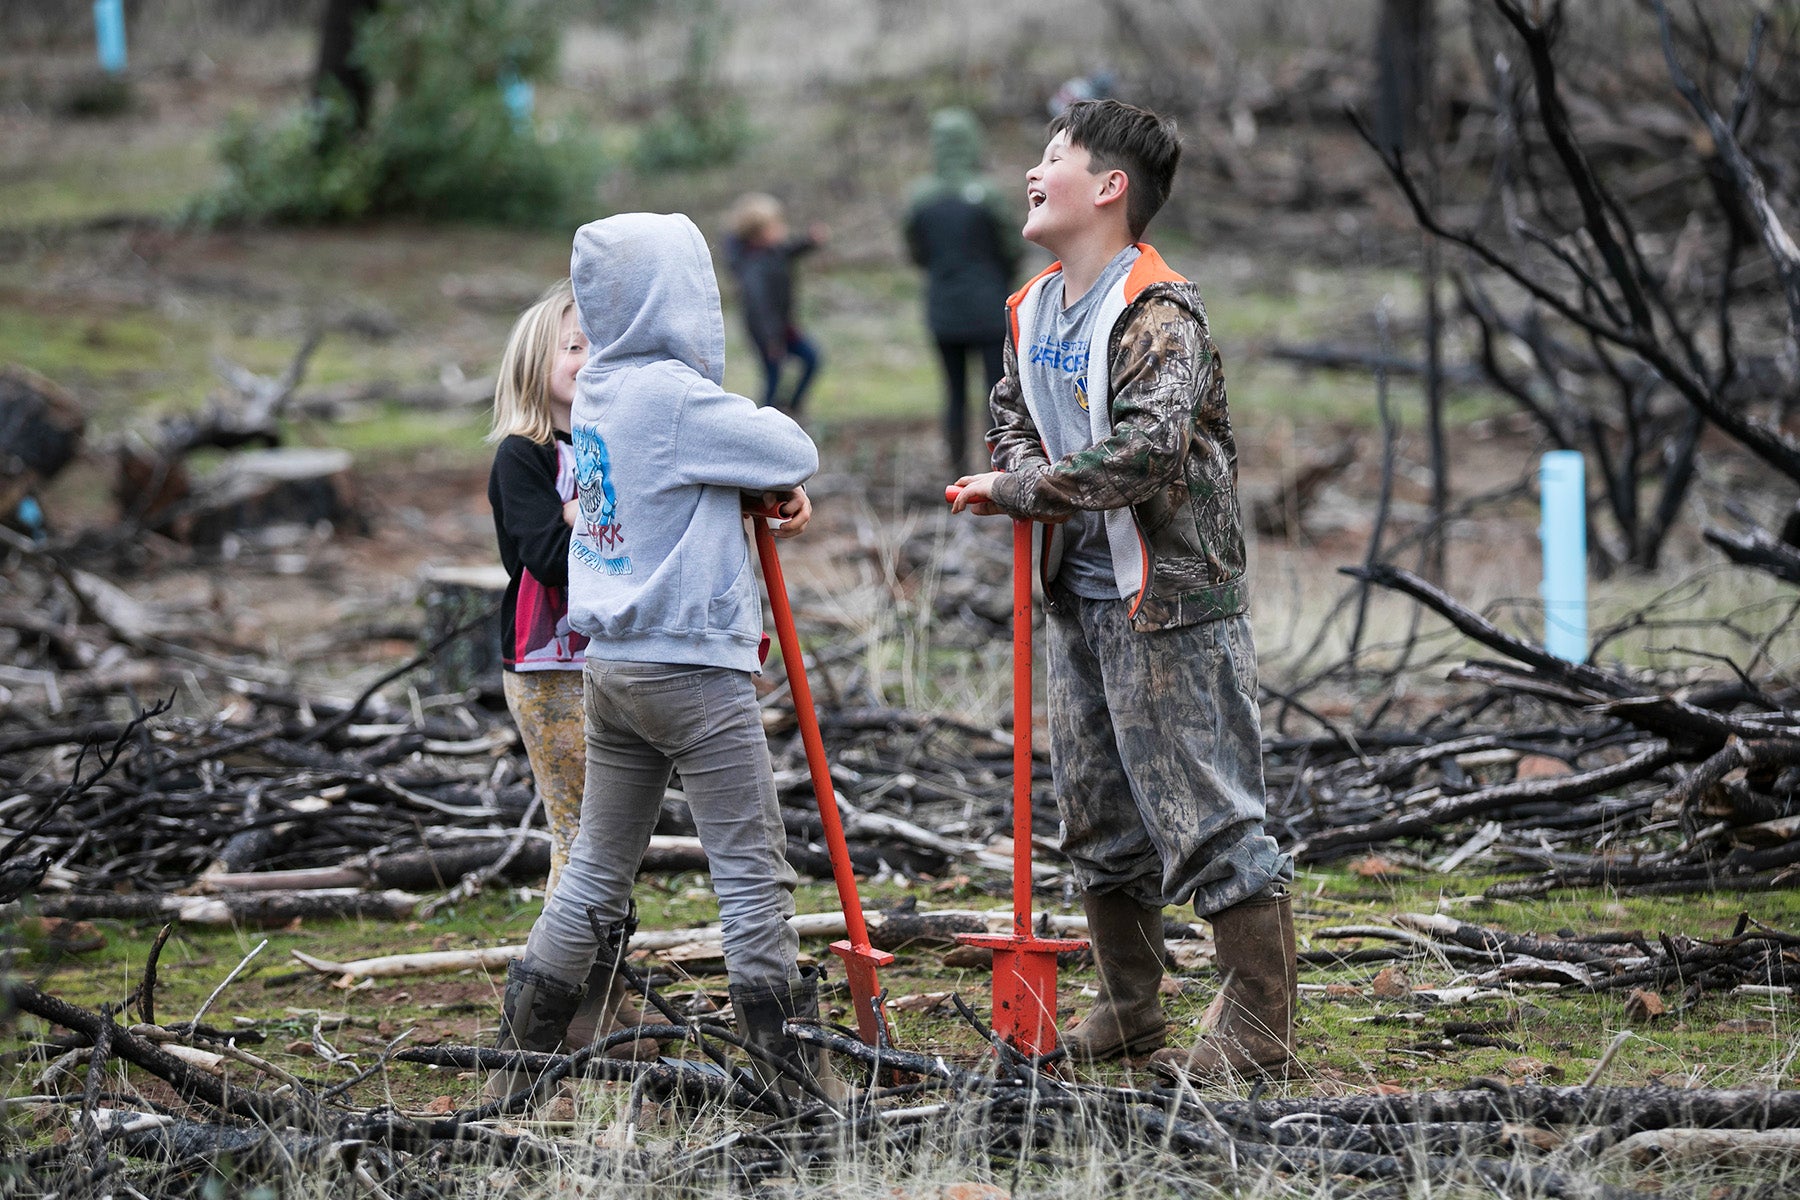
[630,10,751,175]
[195,0,604,227]
[201,101,381,223]
[632,103,751,175]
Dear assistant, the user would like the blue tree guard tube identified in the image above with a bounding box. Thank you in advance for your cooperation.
[1539,450,1587,663]
[94,0,128,73]
[500,68,535,132]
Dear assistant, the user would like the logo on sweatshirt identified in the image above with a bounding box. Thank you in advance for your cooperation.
[572,426,632,576]
[1028,335,1090,377]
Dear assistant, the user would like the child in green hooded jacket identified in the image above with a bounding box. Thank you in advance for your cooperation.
[904,107,1022,473]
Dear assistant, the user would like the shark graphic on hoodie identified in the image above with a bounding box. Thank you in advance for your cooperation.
[566,212,818,673]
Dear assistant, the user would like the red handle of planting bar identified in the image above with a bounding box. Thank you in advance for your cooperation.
[748,515,875,955]
[1010,517,1034,940]
[943,484,1038,939]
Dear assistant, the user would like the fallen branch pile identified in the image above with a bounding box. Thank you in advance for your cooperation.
[1259,565,1800,897]
[1,519,1055,912]
[7,522,1800,915]
[0,683,1046,920]
[1312,910,1800,1007]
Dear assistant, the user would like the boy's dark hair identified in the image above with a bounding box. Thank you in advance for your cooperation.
[1048,99,1180,241]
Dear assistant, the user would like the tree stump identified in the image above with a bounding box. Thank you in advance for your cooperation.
[419,564,509,699]
[184,447,365,546]
[0,366,85,530]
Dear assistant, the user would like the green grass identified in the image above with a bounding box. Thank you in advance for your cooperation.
[11,867,1797,1120]
[0,204,1444,487]
[0,303,209,418]
[303,402,491,469]
[1257,870,1800,1095]
[0,294,463,428]
[0,132,218,228]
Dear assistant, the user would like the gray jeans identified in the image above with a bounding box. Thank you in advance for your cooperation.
[522,659,800,989]
[1043,584,1292,916]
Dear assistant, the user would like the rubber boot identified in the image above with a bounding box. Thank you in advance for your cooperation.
[1149,888,1296,1082]
[485,958,584,1101]
[729,970,849,1115]
[1060,890,1169,1061]
[565,913,660,1061]
[563,960,660,1061]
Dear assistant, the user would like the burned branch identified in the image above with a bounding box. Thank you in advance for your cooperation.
[1349,1,1800,569]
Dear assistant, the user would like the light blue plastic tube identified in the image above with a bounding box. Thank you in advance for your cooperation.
[1539,450,1587,663]
[500,70,535,131]
[94,0,127,73]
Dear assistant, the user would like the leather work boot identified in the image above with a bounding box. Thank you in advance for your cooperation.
[1060,890,1169,1061]
[485,958,584,1101]
[729,969,849,1115]
[565,913,660,1061]
[1149,887,1296,1083]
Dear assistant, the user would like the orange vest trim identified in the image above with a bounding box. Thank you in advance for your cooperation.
[1127,526,1151,619]
[1006,260,1064,350]
[1005,245,1188,348]
[1121,243,1187,302]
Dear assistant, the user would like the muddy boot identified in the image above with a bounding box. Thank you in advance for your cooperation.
[729,970,849,1115]
[1060,890,1169,1061]
[566,911,660,1061]
[484,958,583,1101]
[1149,887,1296,1083]
[564,962,660,1060]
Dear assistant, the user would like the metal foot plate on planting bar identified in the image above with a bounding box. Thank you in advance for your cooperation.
[956,931,1089,1059]
[830,937,897,1047]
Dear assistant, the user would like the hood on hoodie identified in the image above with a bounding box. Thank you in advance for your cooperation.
[909,107,1010,217]
[929,107,982,188]
[571,212,726,386]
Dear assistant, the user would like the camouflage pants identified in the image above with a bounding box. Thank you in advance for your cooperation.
[1043,584,1292,916]
[500,669,585,896]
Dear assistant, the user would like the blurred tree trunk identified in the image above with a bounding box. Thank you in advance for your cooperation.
[1377,0,1447,582]
[315,0,380,129]
[1375,0,1434,156]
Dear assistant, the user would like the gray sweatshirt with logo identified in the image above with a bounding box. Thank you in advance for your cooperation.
[566,212,818,673]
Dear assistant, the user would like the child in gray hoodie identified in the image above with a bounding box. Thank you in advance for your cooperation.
[490,212,833,1108]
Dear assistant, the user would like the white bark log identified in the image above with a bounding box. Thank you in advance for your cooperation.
[1608,1127,1800,1167]
[287,905,1094,979]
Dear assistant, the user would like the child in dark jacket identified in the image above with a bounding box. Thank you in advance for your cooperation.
[723,192,826,415]
[487,280,588,889]
[904,107,1021,473]
[490,213,839,1111]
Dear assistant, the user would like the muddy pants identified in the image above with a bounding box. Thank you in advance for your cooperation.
[1043,582,1292,916]
[500,669,585,895]
[522,659,800,990]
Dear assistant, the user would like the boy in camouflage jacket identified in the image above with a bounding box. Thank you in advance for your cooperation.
[950,99,1297,1080]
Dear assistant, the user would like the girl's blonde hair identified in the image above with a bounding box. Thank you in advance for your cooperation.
[487,278,577,445]
[728,192,784,242]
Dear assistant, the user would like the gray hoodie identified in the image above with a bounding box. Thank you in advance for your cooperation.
[566,212,818,672]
